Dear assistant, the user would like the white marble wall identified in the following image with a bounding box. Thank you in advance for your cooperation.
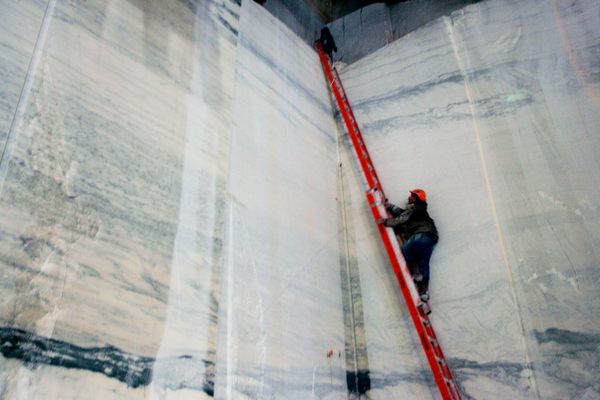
[214,1,347,398]
[450,1,600,398]
[338,0,600,398]
[338,16,525,399]
[0,0,239,398]
[0,0,49,155]
[1,0,599,399]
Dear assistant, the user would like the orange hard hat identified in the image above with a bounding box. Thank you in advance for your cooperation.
[410,189,427,203]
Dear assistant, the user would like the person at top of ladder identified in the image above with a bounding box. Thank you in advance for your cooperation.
[316,27,337,62]
[378,189,439,302]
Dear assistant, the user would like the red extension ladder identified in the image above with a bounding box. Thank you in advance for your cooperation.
[316,43,462,400]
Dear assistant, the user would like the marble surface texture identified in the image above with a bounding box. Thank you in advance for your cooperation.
[214,2,347,398]
[0,0,599,399]
[0,0,49,156]
[0,0,240,398]
[338,0,600,398]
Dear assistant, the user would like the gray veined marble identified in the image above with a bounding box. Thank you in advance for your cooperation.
[0,0,599,399]
[338,0,600,398]
[214,1,347,398]
[0,0,239,398]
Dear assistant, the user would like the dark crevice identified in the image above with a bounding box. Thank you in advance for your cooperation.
[0,327,214,396]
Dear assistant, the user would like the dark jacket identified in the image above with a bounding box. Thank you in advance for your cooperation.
[318,27,337,55]
[384,201,438,242]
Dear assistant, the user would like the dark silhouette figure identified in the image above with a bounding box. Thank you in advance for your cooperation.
[317,27,337,62]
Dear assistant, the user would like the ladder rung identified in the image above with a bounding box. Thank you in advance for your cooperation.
[418,302,431,315]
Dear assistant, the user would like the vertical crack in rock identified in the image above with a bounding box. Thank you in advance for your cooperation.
[336,134,371,395]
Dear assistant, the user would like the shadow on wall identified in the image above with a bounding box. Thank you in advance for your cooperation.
[260,0,483,65]
[328,0,483,65]
[261,0,328,44]
[390,0,482,39]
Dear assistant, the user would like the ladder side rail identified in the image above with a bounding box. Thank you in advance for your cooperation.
[316,43,461,400]
[366,190,421,301]
[316,44,381,193]
[331,63,385,197]
[332,67,370,150]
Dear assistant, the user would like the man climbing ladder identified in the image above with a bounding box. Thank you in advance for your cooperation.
[316,31,462,400]
[379,188,439,302]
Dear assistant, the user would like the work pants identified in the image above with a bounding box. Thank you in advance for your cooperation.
[401,232,436,281]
